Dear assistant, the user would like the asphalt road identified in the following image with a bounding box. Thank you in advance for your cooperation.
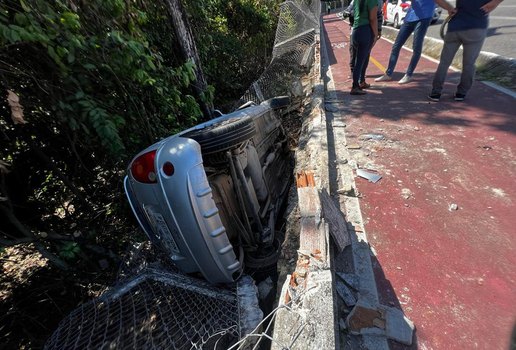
[425,0,516,59]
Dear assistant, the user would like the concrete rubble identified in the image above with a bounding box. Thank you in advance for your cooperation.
[346,300,415,346]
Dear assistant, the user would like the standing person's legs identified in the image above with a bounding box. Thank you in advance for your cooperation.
[349,31,356,75]
[361,54,371,84]
[456,28,487,96]
[360,32,375,86]
[406,18,431,76]
[351,28,360,86]
[431,31,461,95]
[351,26,373,93]
[385,21,416,76]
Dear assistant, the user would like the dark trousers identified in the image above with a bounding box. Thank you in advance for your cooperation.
[349,34,369,81]
[349,35,355,73]
[351,25,374,88]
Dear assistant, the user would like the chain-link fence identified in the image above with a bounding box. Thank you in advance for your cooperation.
[240,0,320,104]
[45,2,321,348]
[45,244,262,350]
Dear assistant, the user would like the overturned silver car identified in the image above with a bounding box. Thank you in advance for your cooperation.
[124,97,292,284]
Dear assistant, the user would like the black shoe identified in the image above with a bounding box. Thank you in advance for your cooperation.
[359,81,371,89]
[350,87,366,95]
[428,92,441,102]
[454,93,466,101]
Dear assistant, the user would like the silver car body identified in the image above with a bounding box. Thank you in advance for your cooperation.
[124,100,290,284]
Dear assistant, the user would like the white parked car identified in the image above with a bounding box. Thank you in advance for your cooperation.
[383,0,442,28]
[383,0,411,28]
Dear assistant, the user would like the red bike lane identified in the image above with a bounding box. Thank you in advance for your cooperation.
[323,14,516,349]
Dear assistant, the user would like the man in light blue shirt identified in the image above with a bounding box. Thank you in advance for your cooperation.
[375,0,455,84]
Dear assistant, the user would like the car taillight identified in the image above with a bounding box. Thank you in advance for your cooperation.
[162,162,175,176]
[131,150,157,183]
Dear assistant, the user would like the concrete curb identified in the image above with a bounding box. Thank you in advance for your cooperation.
[381,26,516,89]
[271,15,388,350]
[322,28,390,350]
[271,26,338,349]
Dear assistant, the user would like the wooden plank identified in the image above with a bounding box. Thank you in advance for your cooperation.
[319,189,351,252]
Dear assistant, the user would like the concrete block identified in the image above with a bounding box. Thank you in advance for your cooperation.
[346,301,383,334]
[272,270,336,350]
[298,187,321,217]
[383,305,415,346]
[346,300,415,346]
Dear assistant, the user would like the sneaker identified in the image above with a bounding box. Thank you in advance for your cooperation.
[350,87,367,95]
[398,74,412,84]
[359,81,371,89]
[375,74,392,82]
[454,93,466,101]
[427,92,441,102]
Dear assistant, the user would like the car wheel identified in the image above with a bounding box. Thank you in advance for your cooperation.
[394,14,400,29]
[263,96,290,110]
[184,116,256,155]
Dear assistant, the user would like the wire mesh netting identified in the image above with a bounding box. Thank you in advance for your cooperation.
[45,244,263,350]
[45,271,238,349]
[240,0,320,104]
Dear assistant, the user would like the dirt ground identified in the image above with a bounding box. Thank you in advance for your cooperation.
[0,245,115,349]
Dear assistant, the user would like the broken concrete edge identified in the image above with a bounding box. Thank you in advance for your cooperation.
[272,27,339,349]
[271,271,336,350]
[381,26,516,90]
[322,23,391,349]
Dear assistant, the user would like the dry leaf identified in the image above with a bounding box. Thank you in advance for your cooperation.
[6,90,27,125]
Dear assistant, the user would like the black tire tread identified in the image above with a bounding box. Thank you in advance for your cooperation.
[265,96,290,110]
[185,116,256,154]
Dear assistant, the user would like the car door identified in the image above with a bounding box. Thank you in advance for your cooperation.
[386,0,398,22]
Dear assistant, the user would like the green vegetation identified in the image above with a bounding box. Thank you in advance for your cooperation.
[0,0,279,275]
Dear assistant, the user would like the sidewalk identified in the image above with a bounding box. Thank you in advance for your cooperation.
[323,14,516,349]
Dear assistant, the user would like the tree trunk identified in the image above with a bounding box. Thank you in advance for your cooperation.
[163,0,213,118]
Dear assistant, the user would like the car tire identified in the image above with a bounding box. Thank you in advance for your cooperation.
[264,96,290,110]
[245,238,281,269]
[394,14,400,29]
[184,116,256,155]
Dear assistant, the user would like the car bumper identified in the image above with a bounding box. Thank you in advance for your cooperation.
[125,136,241,284]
